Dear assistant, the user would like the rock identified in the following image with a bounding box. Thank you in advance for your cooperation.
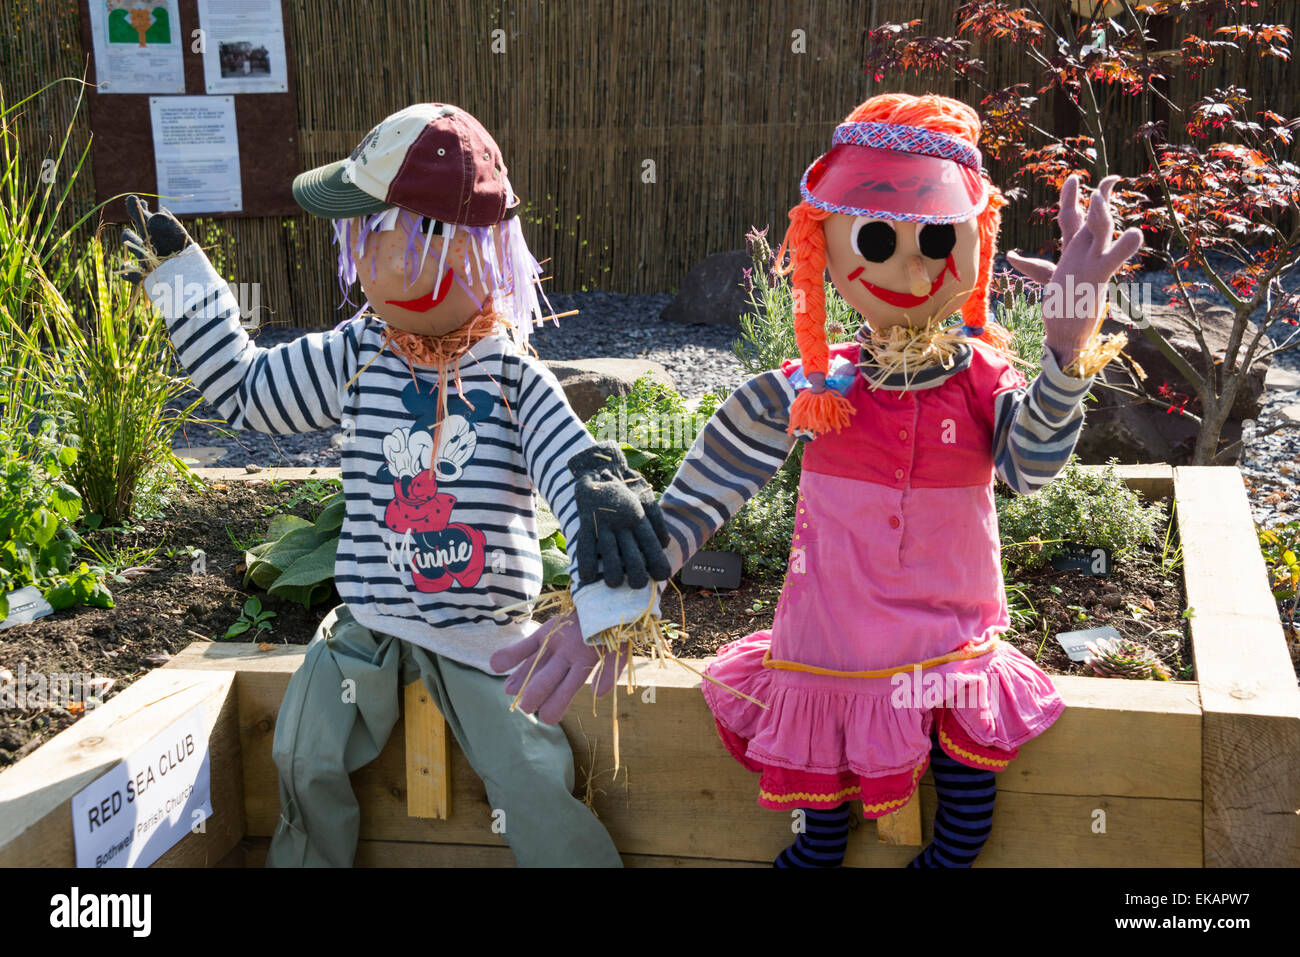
[545,358,676,422]
[1265,365,1300,391]
[659,250,753,327]
[1075,298,1273,465]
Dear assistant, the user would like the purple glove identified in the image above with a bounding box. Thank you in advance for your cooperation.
[489,611,629,724]
[1006,174,1144,369]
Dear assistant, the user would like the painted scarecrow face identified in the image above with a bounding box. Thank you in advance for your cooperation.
[823,213,980,332]
[354,216,495,337]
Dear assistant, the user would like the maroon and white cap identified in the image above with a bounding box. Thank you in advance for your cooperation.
[292,103,517,226]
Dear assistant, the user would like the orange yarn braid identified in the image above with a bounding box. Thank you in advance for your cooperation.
[782,93,1013,436]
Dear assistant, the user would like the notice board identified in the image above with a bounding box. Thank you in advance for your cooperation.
[80,0,300,221]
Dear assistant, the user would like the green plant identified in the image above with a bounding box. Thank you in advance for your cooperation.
[242,492,343,607]
[1085,636,1172,681]
[258,477,343,514]
[991,284,1046,382]
[0,414,120,618]
[1,80,213,527]
[585,377,719,493]
[220,596,276,640]
[78,537,160,584]
[733,226,858,377]
[34,233,211,526]
[536,502,571,588]
[1258,519,1299,639]
[997,458,1165,572]
[225,523,263,553]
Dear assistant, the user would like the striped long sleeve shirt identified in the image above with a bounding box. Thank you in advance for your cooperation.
[144,244,645,673]
[653,336,1096,577]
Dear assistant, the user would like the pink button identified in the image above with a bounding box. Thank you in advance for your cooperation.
[889,516,900,529]
[898,429,908,440]
[894,468,904,480]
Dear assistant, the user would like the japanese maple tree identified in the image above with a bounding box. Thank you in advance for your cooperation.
[866,0,1299,464]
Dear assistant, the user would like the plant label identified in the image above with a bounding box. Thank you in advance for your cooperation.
[1051,544,1111,575]
[681,549,742,591]
[70,705,212,868]
[0,586,54,630]
[1057,625,1123,662]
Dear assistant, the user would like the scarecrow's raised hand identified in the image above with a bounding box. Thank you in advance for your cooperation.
[119,194,193,284]
[1006,174,1144,370]
[568,441,671,589]
[490,610,629,724]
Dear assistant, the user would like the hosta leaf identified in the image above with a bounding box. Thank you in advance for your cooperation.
[264,514,312,541]
[268,537,338,593]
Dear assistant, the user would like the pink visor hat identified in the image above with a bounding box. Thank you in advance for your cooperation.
[799,121,989,224]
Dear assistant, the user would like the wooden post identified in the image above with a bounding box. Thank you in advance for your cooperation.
[1175,467,1300,867]
[876,791,923,845]
[403,680,450,819]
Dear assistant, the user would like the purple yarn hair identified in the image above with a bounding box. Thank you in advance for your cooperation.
[329,205,552,344]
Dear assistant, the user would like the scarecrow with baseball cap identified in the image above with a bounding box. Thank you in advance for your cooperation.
[528,93,1144,867]
[120,103,667,867]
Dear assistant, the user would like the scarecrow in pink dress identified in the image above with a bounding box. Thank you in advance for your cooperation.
[503,92,1143,867]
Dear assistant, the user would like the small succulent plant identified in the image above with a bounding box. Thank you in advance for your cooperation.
[1086,637,1172,681]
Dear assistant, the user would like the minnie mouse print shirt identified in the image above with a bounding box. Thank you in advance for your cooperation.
[145,244,644,673]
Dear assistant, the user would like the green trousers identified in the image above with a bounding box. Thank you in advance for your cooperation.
[266,603,622,867]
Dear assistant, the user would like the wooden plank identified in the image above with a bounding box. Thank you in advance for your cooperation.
[0,669,244,868]
[402,680,450,819]
[191,467,341,483]
[173,643,1203,864]
[1175,466,1300,867]
[876,792,922,845]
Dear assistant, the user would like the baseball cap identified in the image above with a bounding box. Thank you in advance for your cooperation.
[292,103,518,226]
[800,121,988,224]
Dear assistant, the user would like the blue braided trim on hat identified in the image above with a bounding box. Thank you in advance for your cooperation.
[832,121,982,170]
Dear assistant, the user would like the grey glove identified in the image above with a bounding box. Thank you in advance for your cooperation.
[120,194,193,284]
[568,441,671,588]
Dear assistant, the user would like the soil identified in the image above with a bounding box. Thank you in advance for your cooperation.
[0,481,1190,768]
[0,474,341,768]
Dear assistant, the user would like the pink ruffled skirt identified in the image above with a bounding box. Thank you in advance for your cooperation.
[702,630,1065,818]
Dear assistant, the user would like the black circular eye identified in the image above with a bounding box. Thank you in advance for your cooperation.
[851,217,896,263]
[419,217,445,236]
[918,223,957,259]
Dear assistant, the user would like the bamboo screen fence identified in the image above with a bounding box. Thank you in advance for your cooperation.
[3,0,1294,327]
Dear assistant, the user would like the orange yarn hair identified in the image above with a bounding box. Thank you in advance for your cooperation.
[779,93,1011,438]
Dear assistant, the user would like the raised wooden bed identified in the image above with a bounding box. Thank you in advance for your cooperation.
[1,465,1296,867]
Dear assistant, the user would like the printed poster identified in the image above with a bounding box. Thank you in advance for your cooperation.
[86,0,186,94]
[149,95,243,213]
[197,0,290,95]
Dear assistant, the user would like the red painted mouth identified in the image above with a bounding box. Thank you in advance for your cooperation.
[385,269,455,312]
[849,256,958,309]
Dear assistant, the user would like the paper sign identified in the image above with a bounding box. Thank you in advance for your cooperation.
[1051,544,1111,575]
[1056,625,1123,662]
[197,0,290,95]
[0,585,54,629]
[149,95,243,213]
[680,549,742,591]
[87,0,186,94]
[70,704,212,868]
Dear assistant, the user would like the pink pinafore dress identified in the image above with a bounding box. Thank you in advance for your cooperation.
[702,341,1065,816]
